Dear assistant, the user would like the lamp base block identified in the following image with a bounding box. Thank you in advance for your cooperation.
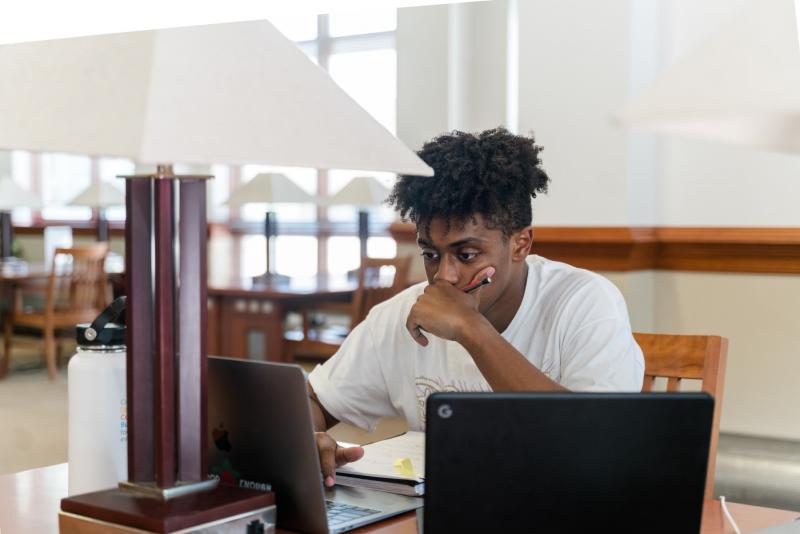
[251,272,290,285]
[60,485,275,533]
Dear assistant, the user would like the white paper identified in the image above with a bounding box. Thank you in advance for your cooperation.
[337,431,425,482]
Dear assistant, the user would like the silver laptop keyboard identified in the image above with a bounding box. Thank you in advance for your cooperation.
[325,500,380,526]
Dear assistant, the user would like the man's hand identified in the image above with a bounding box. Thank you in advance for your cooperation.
[406,266,495,347]
[315,432,364,488]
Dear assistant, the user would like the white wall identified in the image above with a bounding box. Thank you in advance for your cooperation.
[516,0,634,226]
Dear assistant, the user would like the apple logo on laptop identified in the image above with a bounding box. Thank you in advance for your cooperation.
[212,423,232,452]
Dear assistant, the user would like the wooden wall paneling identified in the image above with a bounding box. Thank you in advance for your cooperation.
[389,223,800,274]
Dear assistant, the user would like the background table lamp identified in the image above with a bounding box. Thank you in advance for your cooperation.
[223,172,313,283]
[615,0,800,153]
[325,176,392,261]
[0,19,431,533]
[66,181,126,242]
[0,176,41,259]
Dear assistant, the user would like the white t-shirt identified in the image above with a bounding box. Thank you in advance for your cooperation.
[308,255,644,432]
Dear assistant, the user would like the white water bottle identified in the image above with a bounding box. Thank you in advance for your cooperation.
[68,297,128,496]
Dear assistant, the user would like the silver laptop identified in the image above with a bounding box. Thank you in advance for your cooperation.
[207,357,421,534]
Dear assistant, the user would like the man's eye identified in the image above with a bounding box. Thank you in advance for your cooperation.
[458,252,478,261]
[421,251,439,261]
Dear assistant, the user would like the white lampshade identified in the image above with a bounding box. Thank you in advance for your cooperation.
[325,176,392,208]
[67,181,125,208]
[223,173,313,207]
[0,176,41,211]
[615,0,800,153]
[0,1,490,46]
[0,20,432,176]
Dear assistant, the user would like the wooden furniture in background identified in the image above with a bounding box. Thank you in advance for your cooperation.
[206,275,357,362]
[284,256,412,361]
[634,332,729,501]
[2,463,797,534]
[1,244,110,380]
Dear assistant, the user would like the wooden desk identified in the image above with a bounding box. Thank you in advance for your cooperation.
[2,464,797,533]
[207,275,356,362]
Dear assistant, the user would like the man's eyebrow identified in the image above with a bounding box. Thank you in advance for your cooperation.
[417,237,487,248]
[445,237,487,248]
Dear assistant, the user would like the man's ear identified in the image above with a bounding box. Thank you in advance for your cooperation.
[511,226,533,262]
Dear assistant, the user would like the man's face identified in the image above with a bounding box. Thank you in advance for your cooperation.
[417,215,523,314]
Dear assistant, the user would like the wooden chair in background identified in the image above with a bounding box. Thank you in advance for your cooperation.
[286,256,413,361]
[2,244,110,380]
[633,332,729,501]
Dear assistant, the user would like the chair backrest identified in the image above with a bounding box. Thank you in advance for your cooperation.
[633,332,728,501]
[350,256,412,327]
[47,244,110,314]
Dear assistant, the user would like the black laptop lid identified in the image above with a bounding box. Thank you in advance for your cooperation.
[424,392,713,534]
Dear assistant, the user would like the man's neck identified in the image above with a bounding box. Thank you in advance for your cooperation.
[483,261,529,334]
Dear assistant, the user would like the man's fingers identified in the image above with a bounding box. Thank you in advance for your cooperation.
[315,433,338,487]
[406,313,429,346]
[335,445,365,466]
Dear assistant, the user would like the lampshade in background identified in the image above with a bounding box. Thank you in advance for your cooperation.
[0,176,41,258]
[0,176,40,210]
[67,180,126,207]
[223,173,314,281]
[615,0,800,153]
[325,176,392,260]
[0,20,432,175]
[223,173,313,206]
[66,181,126,242]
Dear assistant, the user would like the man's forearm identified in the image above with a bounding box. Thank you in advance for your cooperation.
[459,316,567,392]
[308,384,338,431]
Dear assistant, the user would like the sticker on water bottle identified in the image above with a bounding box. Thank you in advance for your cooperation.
[120,399,128,443]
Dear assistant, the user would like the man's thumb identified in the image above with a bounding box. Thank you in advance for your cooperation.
[336,446,365,465]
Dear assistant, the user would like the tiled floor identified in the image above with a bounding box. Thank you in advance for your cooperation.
[0,366,69,475]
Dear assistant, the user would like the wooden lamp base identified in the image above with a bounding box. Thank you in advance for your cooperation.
[60,485,276,533]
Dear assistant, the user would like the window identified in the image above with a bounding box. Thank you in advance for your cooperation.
[98,157,134,222]
[40,153,92,221]
[9,151,33,225]
[243,10,399,278]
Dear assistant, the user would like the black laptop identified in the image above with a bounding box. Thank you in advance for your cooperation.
[424,392,713,534]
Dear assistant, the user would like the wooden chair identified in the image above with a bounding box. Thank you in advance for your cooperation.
[2,244,110,380]
[286,256,413,361]
[633,332,729,500]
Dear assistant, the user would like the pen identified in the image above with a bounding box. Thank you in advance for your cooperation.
[461,277,492,293]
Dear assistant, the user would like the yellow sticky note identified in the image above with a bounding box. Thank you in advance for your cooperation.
[393,457,416,477]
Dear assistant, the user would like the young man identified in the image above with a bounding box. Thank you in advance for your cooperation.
[308,128,644,487]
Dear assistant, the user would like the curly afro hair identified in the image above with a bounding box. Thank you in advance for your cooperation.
[387,127,550,239]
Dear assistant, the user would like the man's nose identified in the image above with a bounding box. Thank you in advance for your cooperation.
[433,255,459,284]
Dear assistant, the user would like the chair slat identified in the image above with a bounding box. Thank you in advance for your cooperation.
[666,377,682,392]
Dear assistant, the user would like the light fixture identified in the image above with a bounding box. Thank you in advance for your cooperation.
[223,172,314,283]
[0,19,431,532]
[0,176,41,259]
[66,181,125,241]
[325,176,392,261]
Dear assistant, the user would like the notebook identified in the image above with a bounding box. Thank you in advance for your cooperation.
[335,431,425,497]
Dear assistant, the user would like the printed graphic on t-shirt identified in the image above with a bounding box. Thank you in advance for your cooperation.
[415,376,491,428]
